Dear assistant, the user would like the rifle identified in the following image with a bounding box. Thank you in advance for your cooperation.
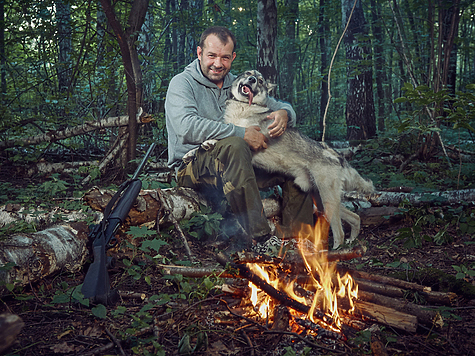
[81,143,156,305]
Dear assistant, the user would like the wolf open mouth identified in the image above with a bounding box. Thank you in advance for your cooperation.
[240,84,254,105]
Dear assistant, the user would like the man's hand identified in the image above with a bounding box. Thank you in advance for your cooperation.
[244,126,269,151]
[267,109,288,138]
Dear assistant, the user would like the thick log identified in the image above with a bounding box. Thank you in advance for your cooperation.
[345,189,475,207]
[83,186,207,227]
[338,266,432,293]
[354,278,456,306]
[0,223,89,293]
[24,160,99,177]
[83,187,281,227]
[0,204,99,230]
[352,301,417,333]
[357,290,442,327]
[0,313,24,353]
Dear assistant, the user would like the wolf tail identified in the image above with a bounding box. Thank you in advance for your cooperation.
[341,165,374,194]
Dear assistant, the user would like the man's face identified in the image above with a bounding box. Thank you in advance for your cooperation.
[197,34,236,88]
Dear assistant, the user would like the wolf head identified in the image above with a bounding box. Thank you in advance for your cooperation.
[230,70,277,106]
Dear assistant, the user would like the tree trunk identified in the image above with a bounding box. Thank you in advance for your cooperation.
[318,0,329,133]
[0,0,6,95]
[342,0,376,141]
[186,0,203,63]
[280,0,298,104]
[56,0,72,93]
[100,0,149,164]
[177,0,187,70]
[370,0,386,132]
[257,0,278,85]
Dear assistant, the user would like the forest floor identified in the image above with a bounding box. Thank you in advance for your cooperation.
[1,169,475,356]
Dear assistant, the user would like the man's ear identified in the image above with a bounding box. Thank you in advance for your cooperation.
[267,83,277,96]
[197,46,202,59]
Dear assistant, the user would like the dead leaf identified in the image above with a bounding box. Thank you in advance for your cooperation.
[50,341,79,354]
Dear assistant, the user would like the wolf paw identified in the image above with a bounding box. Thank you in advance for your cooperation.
[182,148,198,163]
[201,139,218,151]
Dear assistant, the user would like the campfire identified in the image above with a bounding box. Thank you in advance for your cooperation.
[246,217,358,334]
[161,215,456,349]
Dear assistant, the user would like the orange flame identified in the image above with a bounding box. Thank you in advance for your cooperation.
[247,217,358,331]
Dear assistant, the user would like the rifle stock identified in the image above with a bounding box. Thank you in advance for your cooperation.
[81,143,156,305]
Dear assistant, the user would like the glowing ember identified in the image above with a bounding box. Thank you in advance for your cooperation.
[247,217,358,331]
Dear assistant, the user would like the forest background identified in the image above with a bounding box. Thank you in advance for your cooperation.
[1,1,475,355]
[0,0,474,184]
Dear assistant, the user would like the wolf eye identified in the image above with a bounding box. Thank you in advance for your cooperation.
[258,78,264,84]
[245,71,252,76]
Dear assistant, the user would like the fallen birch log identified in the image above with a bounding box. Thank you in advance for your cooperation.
[24,160,99,177]
[345,189,475,207]
[83,187,282,227]
[0,223,89,293]
[0,204,100,230]
[0,112,153,149]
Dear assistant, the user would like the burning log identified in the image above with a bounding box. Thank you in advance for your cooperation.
[216,252,332,325]
[338,266,457,305]
[216,253,420,333]
[338,266,432,293]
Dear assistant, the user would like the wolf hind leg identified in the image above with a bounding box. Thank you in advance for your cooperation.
[340,205,361,242]
[309,166,345,249]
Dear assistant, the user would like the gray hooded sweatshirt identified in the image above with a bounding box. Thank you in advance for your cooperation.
[165,58,296,170]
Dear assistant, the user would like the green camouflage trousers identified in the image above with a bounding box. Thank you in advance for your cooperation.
[177,136,314,238]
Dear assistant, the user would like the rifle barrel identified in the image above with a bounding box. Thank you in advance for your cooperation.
[132,143,156,180]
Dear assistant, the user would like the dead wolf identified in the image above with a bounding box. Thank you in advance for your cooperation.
[183,70,374,249]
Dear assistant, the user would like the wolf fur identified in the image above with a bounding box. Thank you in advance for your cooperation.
[184,70,374,248]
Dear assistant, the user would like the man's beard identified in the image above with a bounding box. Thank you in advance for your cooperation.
[202,64,228,83]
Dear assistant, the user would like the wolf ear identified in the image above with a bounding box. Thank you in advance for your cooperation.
[267,83,277,95]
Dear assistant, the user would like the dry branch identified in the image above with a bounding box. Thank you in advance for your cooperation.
[0,223,89,293]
